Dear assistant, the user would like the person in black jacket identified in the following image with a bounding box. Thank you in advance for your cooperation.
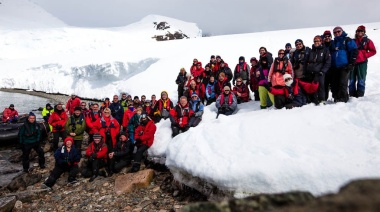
[175,68,187,99]
[304,35,331,104]
[108,131,133,174]
[109,95,124,125]
[41,137,81,189]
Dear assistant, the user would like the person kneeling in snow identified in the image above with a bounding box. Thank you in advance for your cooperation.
[188,92,204,127]
[108,131,133,174]
[131,114,156,172]
[83,133,108,182]
[215,86,237,116]
[169,96,193,137]
[41,137,81,189]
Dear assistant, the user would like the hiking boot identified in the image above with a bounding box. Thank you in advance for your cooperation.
[89,175,98,182]
[99,170,108,177]
[68,177,78,184]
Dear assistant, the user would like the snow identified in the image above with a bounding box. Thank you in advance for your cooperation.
[1,0,380,197]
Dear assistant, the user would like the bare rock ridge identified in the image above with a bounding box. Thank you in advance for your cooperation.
[153,21,189,41]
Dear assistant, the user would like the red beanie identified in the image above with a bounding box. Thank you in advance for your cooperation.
[357,25,366,33]
[323,30,332,36]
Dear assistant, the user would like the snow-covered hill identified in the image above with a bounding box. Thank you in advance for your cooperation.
[1,0,380,198]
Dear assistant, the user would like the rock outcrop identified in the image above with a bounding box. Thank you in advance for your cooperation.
[114,169,155,195]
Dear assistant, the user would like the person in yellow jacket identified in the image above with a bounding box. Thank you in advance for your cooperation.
[42,103,54,131]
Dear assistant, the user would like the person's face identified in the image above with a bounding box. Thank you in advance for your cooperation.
[278,51,285,58]
[239,59,244,63]
[28,116,36,123]
[356,29,364,37]
[74,110,81,116]
[127,96,132,100]
[92,104,99,112]
[333,29,343,37]
[193,59,198,64]
[219,75,224,81]
[211,58,215,62]
[134,98,139,102]
[251,60,257,66]
[180,98,187,107]
[136,110,142,115]
[210,77,215,82]
[113,96,118,102]
[57,104,63,110]
[47,105,51,110]
[104,111,110,117]
[71,95,76,99]
[180,69,185,74]
[66,140,73,148]
[205,67,210,71]
[145,102,150,107]
[259,48,266,55]
[220,63,225,67]
[161,93,167,99]
[196,64,201,69]
[151,95,156,100]
[324,34,332,42]
[216,58,221,63]
[224,89,230,94]
[81,103,86,109]
[141,96,146,101]
[122,94,127,99]
[286,46,291,50]
[313,39,322,46]
[120,135,127,142]
[94,138,101,143]
[236,79,243,85]
[295,42,303,50]
[105,99,109,103]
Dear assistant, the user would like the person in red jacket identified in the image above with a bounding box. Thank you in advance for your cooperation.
[65,94,81,115]
[169,96,193,137]
[190,58,198,75]
[48,102,68,151]
[80,102,90,117]
[98,108,120,152]
[122,103,136,131]
[2,104,19,123]
[130,114,156,172]
[349,25,377,98]
[152,91,174,123]
[232,77,250,103]
[191,62,204,78]
[85,103,101,144]
[84,133,108,182]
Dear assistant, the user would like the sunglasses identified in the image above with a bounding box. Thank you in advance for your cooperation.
[278,52,285,55]
[314,40,321,43]
[356,30,364,33]
[295,43,302,46]
[324,35,331,38]
[333,30,342,34]
[285,78,292,82]
[236,81,242,83]
[224,90,230,92]
[104,112,110,114]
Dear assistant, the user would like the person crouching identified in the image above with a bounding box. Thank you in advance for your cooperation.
[83,132,108,182]
[41,137,81,189]
[108,131,133,174]
[215,86,237,116]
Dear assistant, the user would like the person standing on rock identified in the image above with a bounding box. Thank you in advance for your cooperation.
[130,113,156,173]
[65,93,81,115]
[41,137,81,189]
[83,133,108,182]
[2,104,19,123]
[19,112,45,173]
[65,107,86,151]
[48,102,68,151]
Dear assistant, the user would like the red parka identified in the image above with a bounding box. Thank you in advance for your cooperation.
[85,112,101,134]
[66,97,81,115]
[169,103,194,128]
[134,120,156,147]
[2,108,19,122]
[97,116,120,149]
[48,109,68,132]
[232,83,250,102]
[122,109,135,128]
[355,36,377,64]
[85,140,108,159]
[191,62,204,78]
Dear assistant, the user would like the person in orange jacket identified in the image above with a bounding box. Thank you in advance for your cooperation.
[48,102,68,151]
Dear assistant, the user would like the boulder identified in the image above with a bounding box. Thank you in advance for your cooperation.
[114,169,154,195]
[0,196,16,212]
[7,173,42,192]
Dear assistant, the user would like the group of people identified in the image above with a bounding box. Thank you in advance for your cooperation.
[176,25,376,111]
[12,24,376,190]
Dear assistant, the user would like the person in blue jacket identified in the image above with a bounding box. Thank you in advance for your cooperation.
[329,26,358,103]
[205,76,216,105]
[188,92,204,127]
[109,95,124,125]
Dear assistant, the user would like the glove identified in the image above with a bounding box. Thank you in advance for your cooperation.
[264,83,271,92]
[55,125,63,131]
[288,93,294,100]
[91,153,97,159]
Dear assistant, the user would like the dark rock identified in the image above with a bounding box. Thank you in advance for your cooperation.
[7,173,42,192]
[0,196,16,212]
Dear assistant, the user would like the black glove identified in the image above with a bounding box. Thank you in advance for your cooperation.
[288,93,294,100]
[91,153,97,159]
[281,70,285,75]
[264,83,271,92]
[55,125,63,130]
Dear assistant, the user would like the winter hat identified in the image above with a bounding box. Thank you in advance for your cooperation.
[283,74,293,87]
[56,102,63,105]
[323,30,332,36]
[9,104,14,107]
[250,57,258,63]
[357,25,366,33]
[105,97,110,101]
[74,106,82,111]
[191,92,198,97]
[93,133,102,139]
[216,55,221,59]
[28,112,36,117]
[64,137,73,146]
[210,55,215,59]
[46,103,51,108]
[134,96,139,99]
[205,64,210,68]
[239,56,245,61]
[220,59,225,64]
[223,86,230,91]
[333,26,343,32]
[259,47,267,52]
[161,91,168,96]
[285,43,292,48]
[140,113,148,121]
[127,95,131,98]
[295,39,303,45]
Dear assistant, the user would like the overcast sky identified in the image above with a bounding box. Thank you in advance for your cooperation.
[31,0,380,35]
